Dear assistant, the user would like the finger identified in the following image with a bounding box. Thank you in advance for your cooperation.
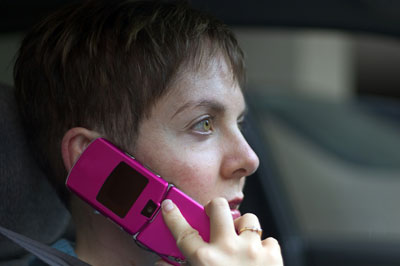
[234,213,262,240]
[262,237,280,250]
[161,199,207,256]
[262,237,283,263]
[205,198,236,243]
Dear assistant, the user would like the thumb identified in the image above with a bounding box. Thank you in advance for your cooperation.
[161,199,206,257]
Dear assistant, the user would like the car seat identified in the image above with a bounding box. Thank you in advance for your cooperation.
[0,83,71,266]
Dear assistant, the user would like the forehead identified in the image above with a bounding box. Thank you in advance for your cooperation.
[158,57,245,116]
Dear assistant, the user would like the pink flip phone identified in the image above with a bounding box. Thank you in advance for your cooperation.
[66,138,210,265]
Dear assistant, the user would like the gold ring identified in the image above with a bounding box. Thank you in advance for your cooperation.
[238,227,263,237]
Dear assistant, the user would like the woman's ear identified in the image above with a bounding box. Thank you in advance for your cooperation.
[61,127,101,171]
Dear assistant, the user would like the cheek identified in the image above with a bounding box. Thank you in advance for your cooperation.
[134,129,224,205]
[153,148,221,205]
[170,160,215,205]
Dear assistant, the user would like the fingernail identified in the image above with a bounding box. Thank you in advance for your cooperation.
[162,199,174,212]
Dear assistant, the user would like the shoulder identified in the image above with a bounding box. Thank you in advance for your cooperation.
[51,238,76,257]
[28,239,76,266]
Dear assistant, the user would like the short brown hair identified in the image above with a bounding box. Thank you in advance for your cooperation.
[14,0,245,202]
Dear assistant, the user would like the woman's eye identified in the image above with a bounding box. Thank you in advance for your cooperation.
[192,118,213,133]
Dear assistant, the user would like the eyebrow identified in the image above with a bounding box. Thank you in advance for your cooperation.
[171,99,247,120]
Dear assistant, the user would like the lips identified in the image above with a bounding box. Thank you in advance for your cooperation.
[228,198,243,220]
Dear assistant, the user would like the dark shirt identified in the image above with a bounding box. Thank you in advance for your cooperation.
[29,239,77,266]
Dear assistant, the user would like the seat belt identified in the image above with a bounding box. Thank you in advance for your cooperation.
[0,225,90,266]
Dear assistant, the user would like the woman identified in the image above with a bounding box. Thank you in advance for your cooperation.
[14,1,283,265]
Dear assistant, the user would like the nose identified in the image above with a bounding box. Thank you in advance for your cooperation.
[220,131,260,180]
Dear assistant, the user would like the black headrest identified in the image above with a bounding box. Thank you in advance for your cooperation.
[0,83,70,265]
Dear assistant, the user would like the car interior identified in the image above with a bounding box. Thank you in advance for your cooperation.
[1,1,400,266]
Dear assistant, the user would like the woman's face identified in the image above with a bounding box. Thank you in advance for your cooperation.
[132,57,259,218]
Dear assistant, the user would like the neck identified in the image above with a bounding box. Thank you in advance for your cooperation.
[71,197,159,266]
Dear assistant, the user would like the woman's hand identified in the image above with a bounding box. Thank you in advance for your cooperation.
[155,197,283,266]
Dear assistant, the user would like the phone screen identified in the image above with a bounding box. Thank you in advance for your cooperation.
[96,161,149,218]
